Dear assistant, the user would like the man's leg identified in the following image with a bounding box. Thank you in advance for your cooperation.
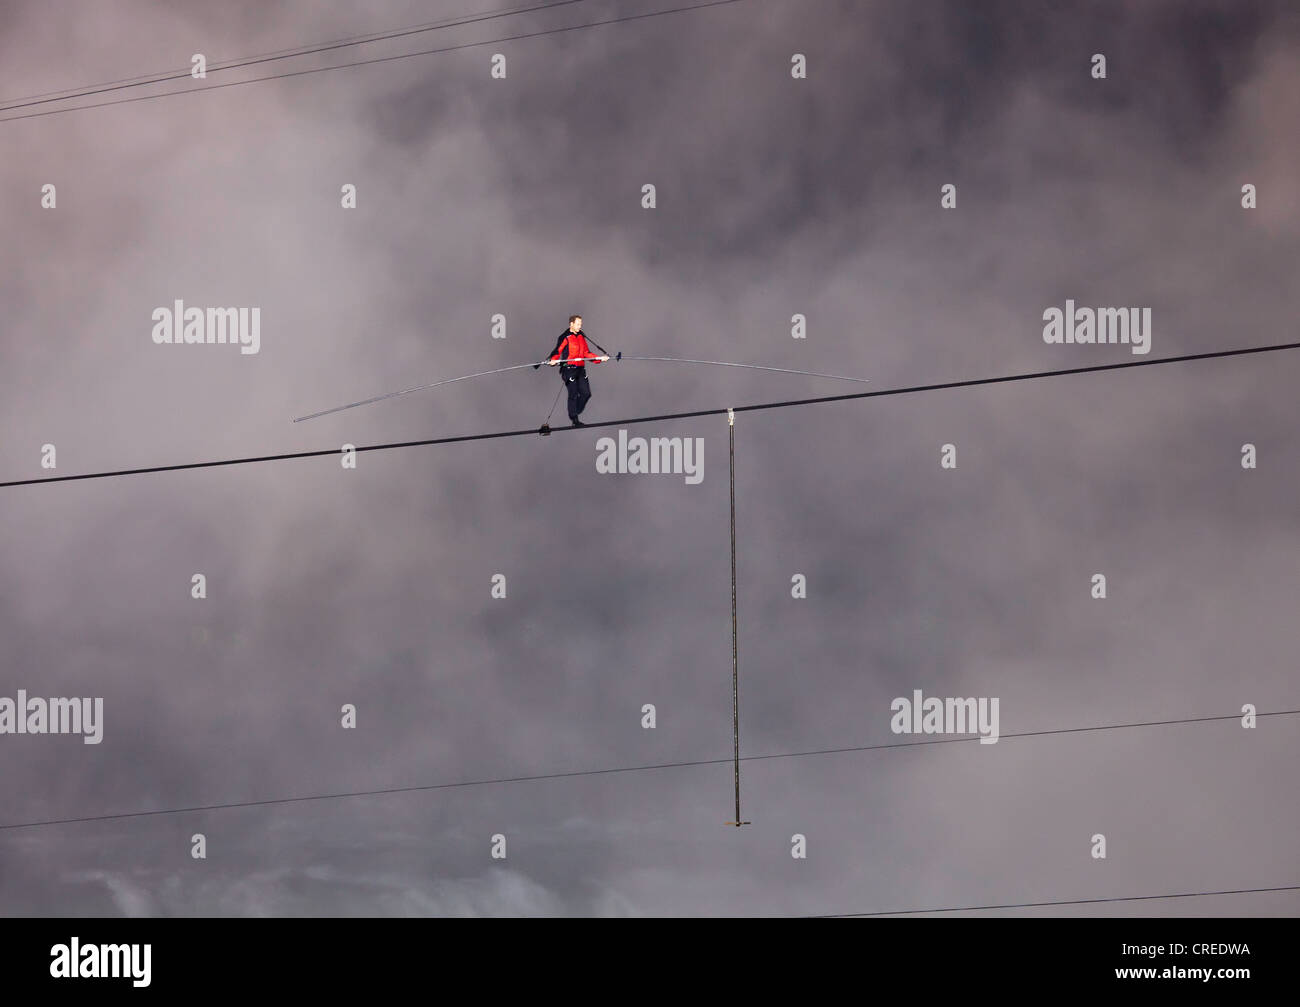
[564,367,583,421]
[575,371,592,416]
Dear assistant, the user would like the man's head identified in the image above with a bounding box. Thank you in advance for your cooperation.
[569,314,582,333]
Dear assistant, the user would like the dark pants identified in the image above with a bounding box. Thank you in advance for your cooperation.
[560,365,591,420]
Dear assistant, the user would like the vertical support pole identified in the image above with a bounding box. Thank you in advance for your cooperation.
[726,408,750,826]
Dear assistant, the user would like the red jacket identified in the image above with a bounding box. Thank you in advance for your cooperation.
[549,331,603,367]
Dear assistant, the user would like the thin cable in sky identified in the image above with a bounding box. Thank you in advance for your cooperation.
[812,884,1300,917]
[0,0,751,124]
[291,355,869,423]
[1,340,1296,490]
[0,0,596,112]
[1,708,1293,831]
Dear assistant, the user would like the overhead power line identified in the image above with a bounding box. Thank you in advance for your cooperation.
[813,884,1300,917]
[0,0,596,113]
[1,707,1293,831]
[0,0,751,124]
[2,340,1296,490]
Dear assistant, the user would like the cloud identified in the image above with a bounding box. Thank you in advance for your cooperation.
[1,0,1296,917]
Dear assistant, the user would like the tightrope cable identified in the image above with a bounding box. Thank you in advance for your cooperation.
[3,340,1295,491]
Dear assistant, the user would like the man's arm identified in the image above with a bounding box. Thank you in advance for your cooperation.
[538,333,567,368]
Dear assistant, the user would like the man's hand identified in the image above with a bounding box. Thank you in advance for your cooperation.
[547,358,560,366]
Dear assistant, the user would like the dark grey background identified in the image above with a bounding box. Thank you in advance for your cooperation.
[0,0,1296,915]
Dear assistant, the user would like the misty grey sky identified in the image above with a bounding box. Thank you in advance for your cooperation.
[1,0,1297,916]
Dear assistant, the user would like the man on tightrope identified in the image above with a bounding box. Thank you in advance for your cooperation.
[539,314,609,427]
